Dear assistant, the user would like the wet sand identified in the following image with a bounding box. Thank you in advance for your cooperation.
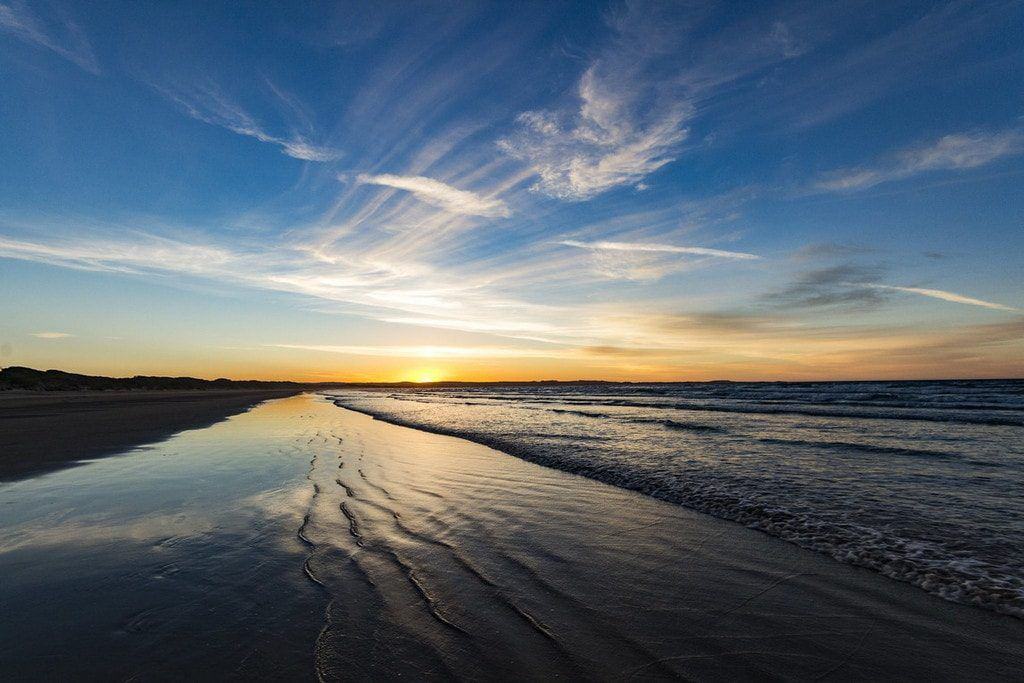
[308,395,1024,679]
[0,389,299,480]
[1,393,1022,679]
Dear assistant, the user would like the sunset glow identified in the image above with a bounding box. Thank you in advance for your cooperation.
[1,2,1021,381]
[407,368,446,384]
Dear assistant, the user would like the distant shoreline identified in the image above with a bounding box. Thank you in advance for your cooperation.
[2,366,1021,390]
[0,366,302,392]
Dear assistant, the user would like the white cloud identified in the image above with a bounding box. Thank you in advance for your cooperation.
[817,128,1023,192]
[896,131,1021,172]
[30,331,73,339]
[0,234,237,275]
[0,231,560,344]
[355,173,511,217]
[498,70,689,201]
[494,2,706,202]
[381,317,555,334]
[158,84,341,162]
[865,284,1019,312]
[278,139,343,162]
[0,1,99,74]
[268,343,568,359]
[497,1,807,202]
[560,240,760,260]
[3,221,1020,379]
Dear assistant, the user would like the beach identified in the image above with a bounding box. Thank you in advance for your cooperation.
[0,389,300,480]
[1,392,1021,679]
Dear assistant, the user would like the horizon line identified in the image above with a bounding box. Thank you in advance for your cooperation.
[2,366,1022,387]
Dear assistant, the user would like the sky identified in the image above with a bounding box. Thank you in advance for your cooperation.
[1,0,1022,382]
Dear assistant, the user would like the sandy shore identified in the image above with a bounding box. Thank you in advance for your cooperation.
[1,392,1021,679]
[0,389,299,480]
[306,395,1024,679]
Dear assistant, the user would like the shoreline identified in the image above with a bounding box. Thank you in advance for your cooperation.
[308,397,1024,678]
[0,389,301,481]
[326,393,1024,619]
[0,393,1021,678]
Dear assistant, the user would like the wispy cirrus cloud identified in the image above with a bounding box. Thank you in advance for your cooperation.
[498,2,806,201]
[269,342,686,361]
[560,240,760,260]
[157,83,342,161]
[30,331,73,339]
[768,264,1020,313]
[0,233,238,275]
[864,284,1019,312]
[3,222,1021,379]
[268,343,569,359]
[769,264,890,310]
[0,228,561,346]
[0,1,99,74]
[816,128,1023,192]
[381,317,555,335]
[499,93,689,201]
[496,3,699,201]
[790,242,877,261]
[355,173,511,218]
[275,140,342,162]
[762,2,1015,130]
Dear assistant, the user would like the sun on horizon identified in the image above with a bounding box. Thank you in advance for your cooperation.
[406,367,446,384]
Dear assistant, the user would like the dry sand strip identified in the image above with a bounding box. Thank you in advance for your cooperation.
[0,389,300,480]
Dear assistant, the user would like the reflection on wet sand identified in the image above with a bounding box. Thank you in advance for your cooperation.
[301,396,1024,680]
[1,393,1022,680]
[0,395,321,679]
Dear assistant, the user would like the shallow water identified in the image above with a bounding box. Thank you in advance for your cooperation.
[326,380,1024,617]
[0,396,323,679]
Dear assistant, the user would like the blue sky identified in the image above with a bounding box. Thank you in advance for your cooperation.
[1,0,1022,381]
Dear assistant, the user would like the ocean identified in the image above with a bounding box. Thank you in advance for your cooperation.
[326,379,1024,617]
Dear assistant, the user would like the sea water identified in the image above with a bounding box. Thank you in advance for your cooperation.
[327,380,1024,617]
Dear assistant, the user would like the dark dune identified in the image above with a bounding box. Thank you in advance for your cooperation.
[0,365,302,391]
[0,389,300,480]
